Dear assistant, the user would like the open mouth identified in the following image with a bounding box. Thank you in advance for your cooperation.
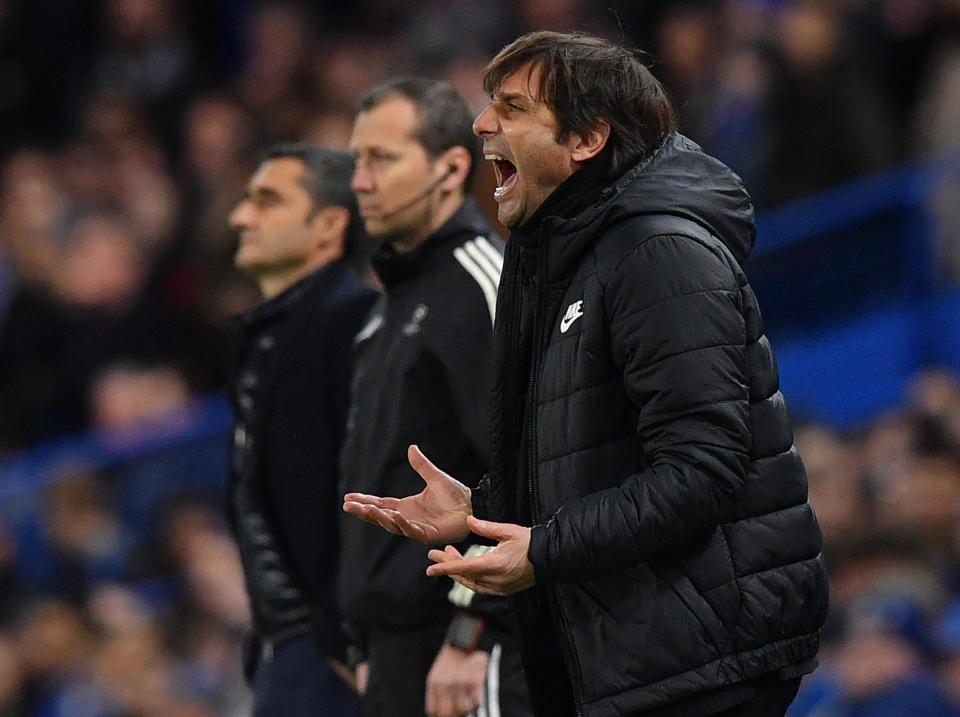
[486,154,518,199]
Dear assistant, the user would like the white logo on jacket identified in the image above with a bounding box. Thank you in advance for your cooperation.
[402,304,429,336]
[560,300,584,333]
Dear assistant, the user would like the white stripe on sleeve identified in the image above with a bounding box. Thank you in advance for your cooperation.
[464,241,502,289]
[472,235,504,272]
[453,247,498,325]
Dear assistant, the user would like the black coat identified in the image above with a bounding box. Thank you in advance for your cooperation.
[227,260,376,655]
[338,201,507,631]
[473,135,829,716]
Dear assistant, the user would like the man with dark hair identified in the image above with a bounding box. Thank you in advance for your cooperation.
[227,143,376,716]
[340,78,531,717]
[344,32,829,717]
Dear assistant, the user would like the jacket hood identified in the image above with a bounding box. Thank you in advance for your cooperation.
[560,133,756,266]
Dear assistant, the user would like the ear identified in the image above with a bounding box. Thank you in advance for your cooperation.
[435,146,472,193]
[309,205,350,257]
[570,120,611,163]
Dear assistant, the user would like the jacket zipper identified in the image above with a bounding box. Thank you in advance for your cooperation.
[525,267,541,522]
[527,238,585,717]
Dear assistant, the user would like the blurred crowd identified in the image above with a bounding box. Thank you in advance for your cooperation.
[789,370,960,715]
[1,0,959,452]
[0,0,960,715]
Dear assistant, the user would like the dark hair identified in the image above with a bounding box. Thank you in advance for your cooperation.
[358,77,480,189]
[483,31,677,177]
[263,142,364,263]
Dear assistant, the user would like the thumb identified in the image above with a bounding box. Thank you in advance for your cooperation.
[407,444,445,485]
[466,515,518,542]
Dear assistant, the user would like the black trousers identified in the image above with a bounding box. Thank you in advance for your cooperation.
[362,624,533,717]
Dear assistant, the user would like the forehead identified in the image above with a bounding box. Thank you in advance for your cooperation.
[249,157,305,191]
[492,61,543,101]
[350,96,420,149]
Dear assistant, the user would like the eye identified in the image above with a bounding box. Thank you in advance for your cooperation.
[253,194,280,208]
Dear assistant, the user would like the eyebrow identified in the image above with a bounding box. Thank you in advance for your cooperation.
[495,91,531,104]
[249,186,282,201]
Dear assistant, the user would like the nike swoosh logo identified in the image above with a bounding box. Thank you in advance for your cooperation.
[560,300,584,333]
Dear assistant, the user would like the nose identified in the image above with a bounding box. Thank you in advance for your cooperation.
[228,199,253,230]
[352,162,375,194]
[472,103,497,138]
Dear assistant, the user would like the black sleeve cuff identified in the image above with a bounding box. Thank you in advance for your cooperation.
[471,475,490,521]
[528,522,553,584]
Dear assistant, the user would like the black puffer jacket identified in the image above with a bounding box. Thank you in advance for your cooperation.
[473,134,829,716]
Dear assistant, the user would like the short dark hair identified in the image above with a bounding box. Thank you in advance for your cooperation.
[358,77,480,189]
[483,31,677,177]
[263,142,364,263]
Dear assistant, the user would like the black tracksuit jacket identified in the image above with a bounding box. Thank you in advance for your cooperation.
[338,200,512,639]
[472,134,829,716]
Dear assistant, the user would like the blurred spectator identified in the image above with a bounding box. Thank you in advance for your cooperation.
[32,471,134,604]
[89,361,191,433]
[89,0,193,153]
[797,424,866,549]
[15,600,96,717]
[759,2,896,206]
[0,632,24,716]
[792,596,957,716]
[0,209,193,450]
[238,3,317,141]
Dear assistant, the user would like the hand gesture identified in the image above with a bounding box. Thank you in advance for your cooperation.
[426,516,536,596]
[343,445,472,545]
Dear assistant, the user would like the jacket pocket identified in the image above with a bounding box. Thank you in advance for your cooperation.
[651,559,727,659]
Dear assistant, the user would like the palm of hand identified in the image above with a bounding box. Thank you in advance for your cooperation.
[398,473,471,543]
[343,445,472,544]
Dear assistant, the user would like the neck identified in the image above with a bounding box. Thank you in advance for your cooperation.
[389,193,464,254]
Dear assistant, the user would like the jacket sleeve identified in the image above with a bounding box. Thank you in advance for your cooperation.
[527,232,751,584]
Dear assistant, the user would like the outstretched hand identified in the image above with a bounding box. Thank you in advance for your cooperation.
[426,516,535,596]
[343,445,472,545]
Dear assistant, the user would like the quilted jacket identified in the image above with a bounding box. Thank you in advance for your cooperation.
[473,134,829,716]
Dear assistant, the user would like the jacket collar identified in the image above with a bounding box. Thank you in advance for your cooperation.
[371,198,491,290]
[511,154,613,248]
[240,260,347,329]
[529,139,669,285]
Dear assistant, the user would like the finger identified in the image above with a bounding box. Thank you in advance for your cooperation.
[427,544,465,565]
[454,687,476,716]
[426,554,496,578]
[436,687,455,717]
[469,675,485,708]
[408,444,447,485]
[348,504,404,535]
[452,574,498,596]
[427,548,451,564]
[466,515,519,542]
[343,492,385,506]
[391,511,439,543]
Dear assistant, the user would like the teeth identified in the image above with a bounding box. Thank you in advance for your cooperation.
[485,153,506,161]
[494,186,506,198]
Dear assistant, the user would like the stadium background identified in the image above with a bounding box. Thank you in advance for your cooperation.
[0,0,959,714]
